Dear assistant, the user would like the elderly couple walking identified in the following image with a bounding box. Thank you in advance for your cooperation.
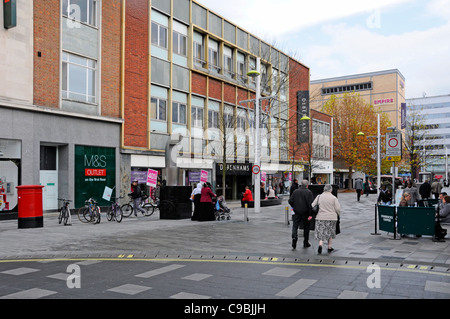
[289,180,341,254]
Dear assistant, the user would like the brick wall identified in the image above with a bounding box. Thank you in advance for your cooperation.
[192,72,207,96]
[33,0,60,108]
[223,83,235,104]
[208,78,222,100]
[123,0,149,148]
[101,0,122,118]
[289,58,310,161]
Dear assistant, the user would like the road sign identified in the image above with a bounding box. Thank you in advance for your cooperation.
[386,156,402,162]
[386,132,402,158]
[251,165,260,175]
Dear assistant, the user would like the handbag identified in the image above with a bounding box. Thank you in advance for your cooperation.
[312,195,320,215]
[336,213,341,235]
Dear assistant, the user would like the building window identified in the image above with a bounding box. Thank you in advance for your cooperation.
[321,82,372,95]
[172,102,186,124]
[173,31,187,57]
[62,52,97,104]
[62,0,98,27]
[237,52,246,82]
[151,21,168,49]
[193,31,205,67]
[208,110,219,128]
[150,97,167,121]
[223,46,234,79]
[191,106,203,128]
[237,116,246,132]
[208,39,220,72]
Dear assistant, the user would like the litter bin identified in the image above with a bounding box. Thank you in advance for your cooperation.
[16,185,44,229]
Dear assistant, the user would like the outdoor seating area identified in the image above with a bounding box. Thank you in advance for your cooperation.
[378,205,441,239]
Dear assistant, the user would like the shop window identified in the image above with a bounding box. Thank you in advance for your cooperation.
[0,139,21,212]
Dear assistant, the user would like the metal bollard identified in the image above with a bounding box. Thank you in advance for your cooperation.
[244,203,249,222]
[285,206,290,225]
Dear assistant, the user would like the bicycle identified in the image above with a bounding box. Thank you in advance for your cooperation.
[106,196,123,223]
[57,198,72,226]
[121,194,154,217]
[77,197,101,224]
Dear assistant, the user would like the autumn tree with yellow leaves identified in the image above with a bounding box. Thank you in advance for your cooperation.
[322,93,391,188]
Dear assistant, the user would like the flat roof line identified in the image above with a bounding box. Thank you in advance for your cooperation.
[311,69,405,84]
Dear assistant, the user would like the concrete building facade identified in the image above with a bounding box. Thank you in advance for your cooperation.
[0,0,122,215]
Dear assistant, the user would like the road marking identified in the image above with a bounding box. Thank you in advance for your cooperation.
[135,264,185,278]
[0,256,449,277]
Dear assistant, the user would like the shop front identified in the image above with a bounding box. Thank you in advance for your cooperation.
[0,139,21,217]
[74,146,116,208]
[216,162,252,200]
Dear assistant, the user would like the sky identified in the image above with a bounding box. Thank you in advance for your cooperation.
[198,0,450,99]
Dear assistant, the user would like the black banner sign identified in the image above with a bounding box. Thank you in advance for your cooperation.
[297,91,310,143]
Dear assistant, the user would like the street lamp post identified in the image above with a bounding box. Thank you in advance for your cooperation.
[247,57,261,213]
[357,113,381,198]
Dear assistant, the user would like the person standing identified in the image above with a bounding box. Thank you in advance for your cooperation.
[405,181,419,206]
[431,179,443,199]
[355,178,363,201]
[190,183,202,221]
[290,179,299,196]
[130,180,147,217]
[377,185,392,205]
[198,182,216,221]
[312,184,341,254]
[288,180,314,249]
[419,180,432,200]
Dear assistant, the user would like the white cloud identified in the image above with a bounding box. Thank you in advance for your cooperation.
[304,21,450,98]
[198,0,412,37]
[426,0,450,20]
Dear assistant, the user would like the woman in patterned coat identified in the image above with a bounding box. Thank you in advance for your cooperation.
[311,184,341,254]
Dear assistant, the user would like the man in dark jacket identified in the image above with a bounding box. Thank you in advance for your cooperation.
[419,180,432,200]
[289,179,314,249]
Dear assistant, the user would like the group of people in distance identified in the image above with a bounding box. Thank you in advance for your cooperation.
[190,182,217,221]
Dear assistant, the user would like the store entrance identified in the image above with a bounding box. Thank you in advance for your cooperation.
[40,145,58,210]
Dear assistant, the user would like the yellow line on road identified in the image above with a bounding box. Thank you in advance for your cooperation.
[0,256,449,277]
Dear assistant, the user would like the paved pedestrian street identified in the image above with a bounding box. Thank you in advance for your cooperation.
[0,191,449,304]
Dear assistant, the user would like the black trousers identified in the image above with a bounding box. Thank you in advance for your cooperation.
[292,213,310,244]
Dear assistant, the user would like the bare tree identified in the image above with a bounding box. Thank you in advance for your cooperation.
[403,103,431,179]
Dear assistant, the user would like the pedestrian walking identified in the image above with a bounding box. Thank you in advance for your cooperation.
[311,184,341,254]
[289,179,299,196]
[288,179,314,249]
[431,179,443,199]
[130,180,147,217]
[198,182,216,221]
[363,178,370,197]
[419,180,431,200]
[354,178,363,201]
[242,185,253,202]
[190,182,202,221]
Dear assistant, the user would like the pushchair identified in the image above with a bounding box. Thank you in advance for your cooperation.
[214,195,231,220]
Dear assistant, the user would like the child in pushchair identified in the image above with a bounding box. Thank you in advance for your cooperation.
[214,195,231,220]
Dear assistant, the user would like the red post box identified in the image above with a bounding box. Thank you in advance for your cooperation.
[16,185,44,229]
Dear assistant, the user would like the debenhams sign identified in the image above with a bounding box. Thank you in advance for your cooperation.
[216,163,252,175]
